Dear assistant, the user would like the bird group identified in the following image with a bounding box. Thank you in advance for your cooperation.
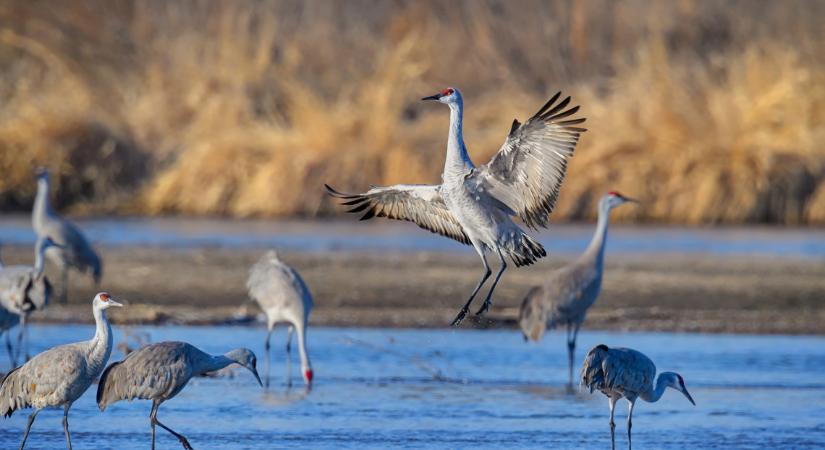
[0,87,695,450]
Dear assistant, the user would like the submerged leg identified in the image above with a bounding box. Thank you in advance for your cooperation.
[61,266,68,304]
[151,401,193,450]
[15,314,27,363]
[19,409,39,450]
[474,249,507,317]
[450,248,491,326]
[264,327,273,388]
[285,325,294,389]
[4,330,15,368]
[150,401,158,450]
[568,321,582,390]
[608,396,617,450]
[627,399,636,450]
[62,403,72,450]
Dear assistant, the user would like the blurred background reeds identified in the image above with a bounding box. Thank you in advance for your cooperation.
[2,0,825,224]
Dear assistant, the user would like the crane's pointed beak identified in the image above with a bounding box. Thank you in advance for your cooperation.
[250,366,263,387]
[682,387,696,405]
[421,93,441,101]
[108,299,123,307]
[624,196,640,204]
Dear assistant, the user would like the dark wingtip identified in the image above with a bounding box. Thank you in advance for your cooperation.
[509,119,521,135]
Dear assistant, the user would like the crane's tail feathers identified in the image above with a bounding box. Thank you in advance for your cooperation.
[507,233,546,267]
[0,366,29,418]
[96,360,124,411]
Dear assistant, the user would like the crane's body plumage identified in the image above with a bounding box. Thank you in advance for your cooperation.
[581,344,695,450]
[519,193,635,387]
[97,341,261,450]
[247,251,313,388]
[327,88,585,325]
[0,292,120,450]
[32,170,102,303]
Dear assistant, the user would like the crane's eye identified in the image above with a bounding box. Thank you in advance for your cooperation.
[441,88,454,96]
[100,293,109,302]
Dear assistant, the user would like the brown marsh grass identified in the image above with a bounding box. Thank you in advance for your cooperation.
[1,0,825,224]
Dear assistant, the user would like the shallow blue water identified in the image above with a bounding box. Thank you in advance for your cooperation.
[1,215,825,258]
[0,325,823,449]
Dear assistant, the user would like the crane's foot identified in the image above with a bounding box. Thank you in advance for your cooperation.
[450,308,469,327]
[474,299,492,317]
[179,436,194,450]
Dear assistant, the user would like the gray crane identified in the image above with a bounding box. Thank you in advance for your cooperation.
[327,88,585,326]
[518,192,637,388]
[0,237,60,366]
[0,292,122,450]
[32,168,102,303]
[581,344,696,450]
[97,341,262,450]
[247,250,313,389]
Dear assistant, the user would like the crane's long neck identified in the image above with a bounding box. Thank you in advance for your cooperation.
[33,241,47,278]
[297,320,311,372]
[88,306,114,373]
[640,373,672,403]
[583,202,611,269]
[33,178,54,227]
[444,100,472,180]
[202,354,236,374]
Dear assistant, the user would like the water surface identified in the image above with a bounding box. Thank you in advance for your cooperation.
[0,325,823,449]
[1,215,824,258]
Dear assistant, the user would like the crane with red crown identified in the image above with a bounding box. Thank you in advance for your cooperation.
[327,87,586,326]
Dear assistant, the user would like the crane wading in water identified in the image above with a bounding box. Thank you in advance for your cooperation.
[0,292,122,450]
[32,168,102,304]
[581,344,696,450]
[97,341,262,450]
[0,237,61,366]
[519,192,637,388]
[326,88,586,325]
[247,250,313,389]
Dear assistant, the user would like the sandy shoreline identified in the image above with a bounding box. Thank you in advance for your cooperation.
[2,245,823,334]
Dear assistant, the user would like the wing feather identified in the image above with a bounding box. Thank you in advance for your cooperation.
[325,184,470,245]
[469,92,586,229]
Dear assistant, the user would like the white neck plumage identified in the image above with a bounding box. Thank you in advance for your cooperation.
[444,99,472,179]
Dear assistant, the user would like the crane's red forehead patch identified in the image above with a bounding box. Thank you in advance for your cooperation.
[441,88,454,96]
[608,191,623,197]
[99,293,110,301]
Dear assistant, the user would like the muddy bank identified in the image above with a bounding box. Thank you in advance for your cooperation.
[2,246,823,334]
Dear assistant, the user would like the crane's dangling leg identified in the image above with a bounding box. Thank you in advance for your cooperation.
[285,325,294,389]
[18,409,39,450]
[474,249,507,317]
[151,401,193,450]
[264,327,273,389]
[62,403,73,450]
[627,399,636,450]
[151,405,157,450]
[450,247,491,326]
[608,396,617,450]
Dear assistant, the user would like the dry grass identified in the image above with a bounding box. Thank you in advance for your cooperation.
[1,0,825,223]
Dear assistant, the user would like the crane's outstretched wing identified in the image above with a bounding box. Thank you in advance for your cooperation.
[469,92,586,229]
[325,184,471,246]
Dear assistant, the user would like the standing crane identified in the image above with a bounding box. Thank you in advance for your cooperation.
[581,344,696,450]
[0,237,60,366]
[518,191,637,388]
[247,250,313,389]
[97,341,262,450]
[0,292,122,450]
[327,88,586,325]
[32,168,102,303]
